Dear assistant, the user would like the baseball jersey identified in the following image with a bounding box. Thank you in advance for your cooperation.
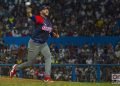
[30,15,52,44]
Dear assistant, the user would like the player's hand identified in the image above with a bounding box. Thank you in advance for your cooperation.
[26,7,32,13]
[26,7,32,17]
[52,32,59,38]
[52,29,59,38]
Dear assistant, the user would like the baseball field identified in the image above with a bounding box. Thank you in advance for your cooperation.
[0,76,117,86]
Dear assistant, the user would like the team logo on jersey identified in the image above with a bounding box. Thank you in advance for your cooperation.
[42,25,52,33]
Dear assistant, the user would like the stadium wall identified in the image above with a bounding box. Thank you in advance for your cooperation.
[3,36,120,47]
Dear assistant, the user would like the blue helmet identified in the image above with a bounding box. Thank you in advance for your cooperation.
[39,3,50,11]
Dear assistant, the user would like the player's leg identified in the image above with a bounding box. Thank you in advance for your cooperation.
[10,40,40,78]
[40,43,53,82]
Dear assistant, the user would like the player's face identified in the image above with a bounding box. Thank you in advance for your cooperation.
[41,8,49,16]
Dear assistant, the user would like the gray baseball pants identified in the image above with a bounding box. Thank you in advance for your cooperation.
[16,39,52,76]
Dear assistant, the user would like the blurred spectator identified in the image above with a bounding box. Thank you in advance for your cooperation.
[17,44,27,60]
[10,43,18,55]
[0,0,120,37]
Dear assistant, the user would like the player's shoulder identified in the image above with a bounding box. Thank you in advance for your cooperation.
[35,15,44,24]
[35,15,43,19]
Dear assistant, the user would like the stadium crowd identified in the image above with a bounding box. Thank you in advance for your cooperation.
[0,39,120,81]
[0,0,120,37]
[0,0,120,82]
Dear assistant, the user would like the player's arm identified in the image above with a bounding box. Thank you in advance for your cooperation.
[25,2,36,22]
[26,7,33,17]
[26,7,37,23]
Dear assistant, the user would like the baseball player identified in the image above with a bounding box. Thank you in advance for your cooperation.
[10,2,59,82]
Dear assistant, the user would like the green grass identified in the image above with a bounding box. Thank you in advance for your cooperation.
[0,77,118,86]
